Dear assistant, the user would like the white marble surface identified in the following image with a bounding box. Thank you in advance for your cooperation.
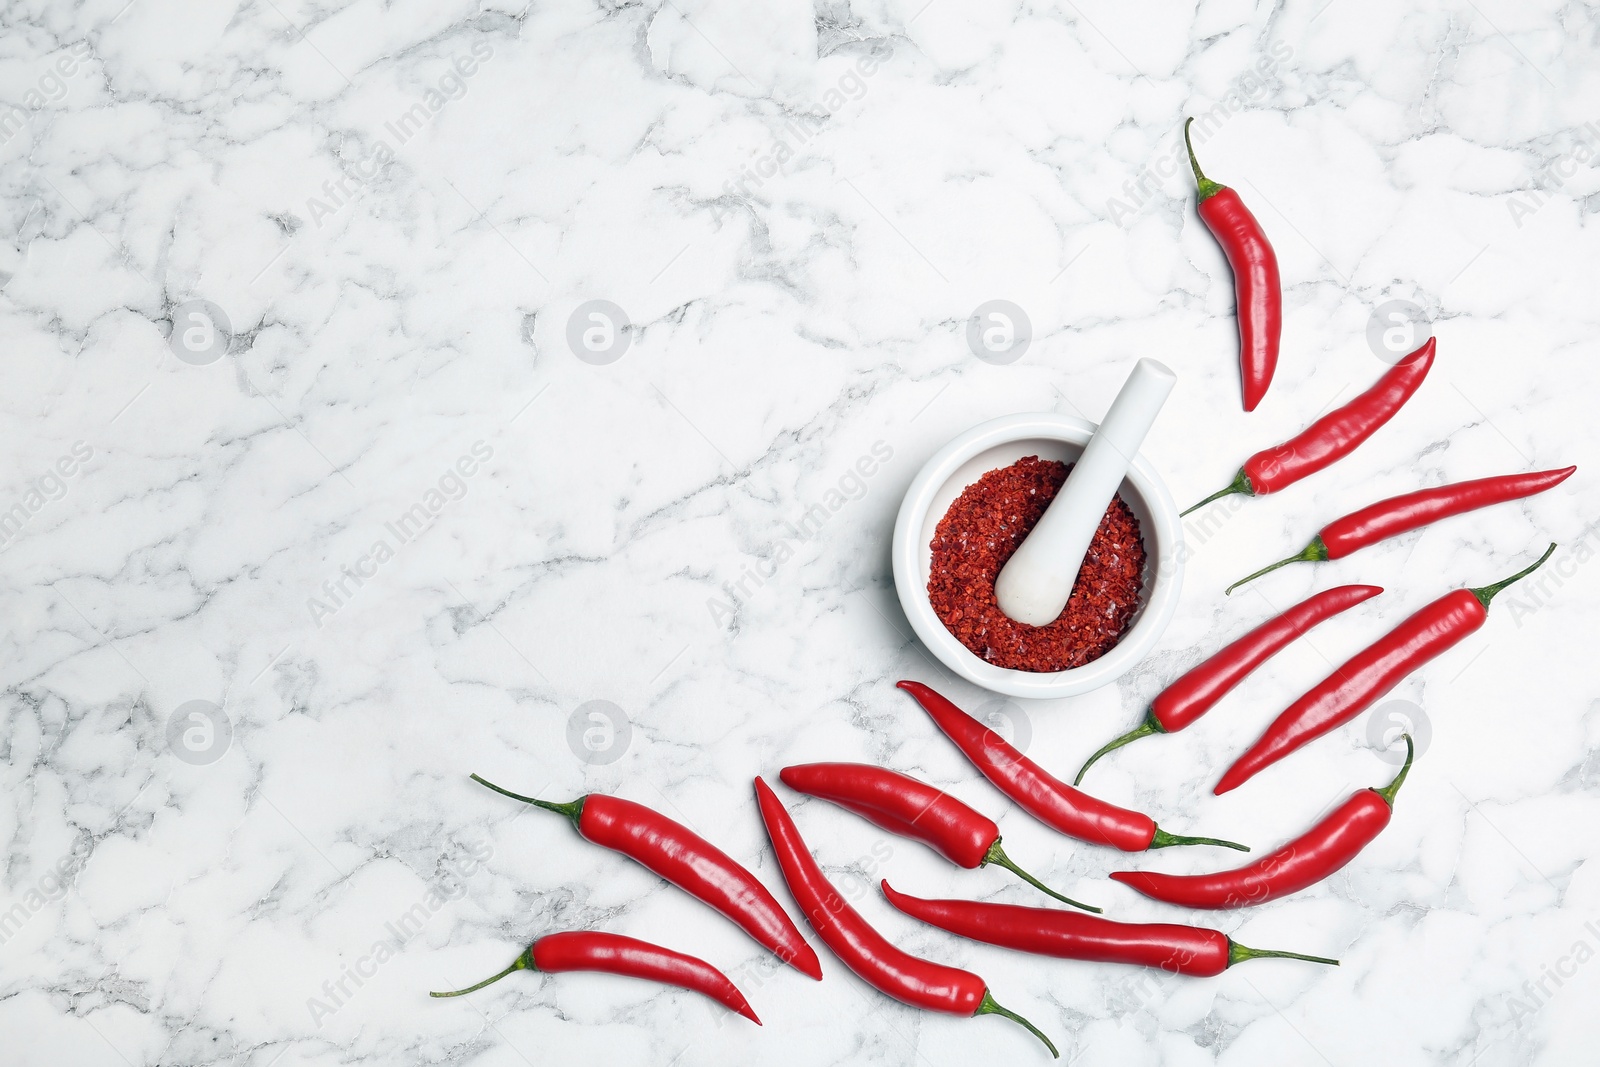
[4,1,1599,1064]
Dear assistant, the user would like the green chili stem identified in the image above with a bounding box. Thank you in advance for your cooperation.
[1149,827,1250,852]
[977,990,1059,1058]
[470,773,585,829]
[1469,542,1556,609]
[1225,538,1330,596]
[1373,733,1414,808]
[982,840,1101,913]
[1228,940,1340,968]
[1073,713,1166,785]
[430,948,535,998]
[1183,118,1226,201]
[1181,469,1253,517]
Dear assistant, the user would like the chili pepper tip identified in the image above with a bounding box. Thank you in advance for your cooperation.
[779,941,825,981]
[976,990,1059,1058]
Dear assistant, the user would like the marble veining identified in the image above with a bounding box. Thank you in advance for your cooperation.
[2,1,1598,1064]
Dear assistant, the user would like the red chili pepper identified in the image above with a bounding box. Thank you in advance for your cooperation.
[880,881,1338,974]
[1214,544,1554,794]
[1183,337,1436,515]
[1116,737,1413,908]
[1184,118,1282,412]
[1073,584,1382,784]
[779,762,1099,912]
[429,930,760,1022]
[471,775,822,980]
[754,777,1059,1057]
[1226,467,1576,594]
[897,681,1247,853]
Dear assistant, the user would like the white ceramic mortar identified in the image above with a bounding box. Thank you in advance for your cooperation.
[891,412,1184,699]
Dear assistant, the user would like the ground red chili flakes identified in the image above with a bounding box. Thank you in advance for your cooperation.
[927,455,1146,673]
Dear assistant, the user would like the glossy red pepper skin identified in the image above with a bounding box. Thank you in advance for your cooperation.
[880,882,1337,973]
[1074,585,1381,784]
[430,931,760,1022]
[535,932,760,1022]
[1245,337,1434,493]
[756,776,983,1012]
[1117,740,1412,909]
[1155,584,1382,730]
[1227,467,1576,594]
[1322,467,1574,557]
[1186,119,1280,412]
[781,762,995,867]
[470,776,822,980]
[1183,337,1435,515]
[1214,546,1554,794]
[898,681,1246,853]
[754,777,1058,1056]
[779,763,1100,910]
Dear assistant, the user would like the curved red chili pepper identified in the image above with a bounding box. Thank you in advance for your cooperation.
[1183,337,1436,515]
[897,681,1247,853]
[471,775,822,980]
[1074,584,1382,784]
[880,881,1338,974]
[429,930,760,1022]
[1214,544,1554,794]
[754,777,1059,1056]
[1185,118,1281,412]
[1226,467,1576,594]
[779,762,1098,911]
[1117,737,1413,908]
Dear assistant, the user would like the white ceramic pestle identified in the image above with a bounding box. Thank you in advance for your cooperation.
[993,358,1177,627]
